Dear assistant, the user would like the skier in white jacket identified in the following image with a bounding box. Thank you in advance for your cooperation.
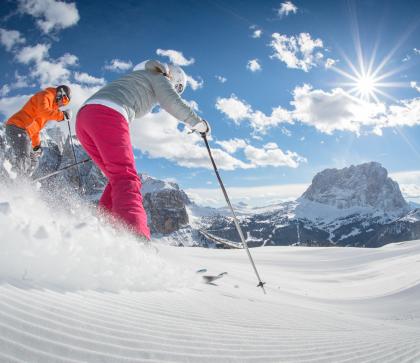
[76,60,210,239]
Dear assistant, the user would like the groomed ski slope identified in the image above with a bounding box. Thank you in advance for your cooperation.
[0,184,420,362]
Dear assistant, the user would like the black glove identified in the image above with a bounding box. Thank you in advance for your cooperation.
[62,109,73,121]
[31,145,43,158]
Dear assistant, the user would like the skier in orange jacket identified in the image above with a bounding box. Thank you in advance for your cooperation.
[6,85,72,176]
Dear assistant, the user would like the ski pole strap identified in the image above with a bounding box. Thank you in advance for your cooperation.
[32,158,91,183]
[201,133,266,294]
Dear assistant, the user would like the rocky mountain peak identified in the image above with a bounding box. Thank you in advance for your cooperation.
[301,162,408,212]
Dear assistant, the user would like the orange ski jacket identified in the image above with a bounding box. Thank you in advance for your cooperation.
[6,87,65,148]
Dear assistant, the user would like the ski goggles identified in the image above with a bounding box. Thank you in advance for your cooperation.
[60,94,70,106]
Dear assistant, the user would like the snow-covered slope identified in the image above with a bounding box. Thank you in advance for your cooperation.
[0,183,419,362]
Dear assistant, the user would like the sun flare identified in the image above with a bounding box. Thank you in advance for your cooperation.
[355,74,378,99]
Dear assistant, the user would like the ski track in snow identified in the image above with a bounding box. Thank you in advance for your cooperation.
[0,185,420,362]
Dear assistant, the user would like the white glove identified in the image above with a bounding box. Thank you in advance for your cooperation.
[63,109,73,121]
[192,120,210,135]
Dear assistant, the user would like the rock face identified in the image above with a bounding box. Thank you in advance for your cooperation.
[301,162,408,212]
[141,174,190,235]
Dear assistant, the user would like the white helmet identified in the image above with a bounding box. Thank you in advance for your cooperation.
[167,64,187,94]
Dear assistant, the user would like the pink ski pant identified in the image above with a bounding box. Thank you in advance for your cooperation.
[76,104,151,239]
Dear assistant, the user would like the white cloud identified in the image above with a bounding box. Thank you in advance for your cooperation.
[0,72,32,97]
[0,28,25,51]
[325,58,337,69]
[156,49,195,66]
[382,97,420,129]
[0,85,11,97]
[215,95,252,123]
[18,0,80,34]
[215,75,227,83]
[15,44,80,86]
[186,183,309,207]
[291,84,386,134]
[278,1,298,17]
[104,59,133,72]
[186,74,204,90]
[270,32,324,72]
[252,29,262,38]
[390,170,420,202]
[74,72,105,85]
[244,143,306,168]
[216,138,248,153]
[130,109,249,171]
[0,94,32,120]
[216,95,292,133]
[281,127,292,136]
[414,48,420,55]
[129,109,305,171]
[16,43,50,64]
[410,81,420,93]
[31,53,78,85]
[247,59,261,72]
[216,84,420,136]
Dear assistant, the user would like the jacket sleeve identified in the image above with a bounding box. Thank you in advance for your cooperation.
[31,133,41,148]
[152,74,202,128]
[35,91,64,121]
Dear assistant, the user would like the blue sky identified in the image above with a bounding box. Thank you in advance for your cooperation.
[1,0,420,206]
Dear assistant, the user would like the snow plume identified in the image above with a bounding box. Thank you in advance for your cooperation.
[0,28,25,51]
[156,48,195,66]
[270,32,324,72]
[18,0,80,34]
[278,1,298,17]
[0,182,193,291]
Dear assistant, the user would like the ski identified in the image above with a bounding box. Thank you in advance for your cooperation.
[202,272,228,284]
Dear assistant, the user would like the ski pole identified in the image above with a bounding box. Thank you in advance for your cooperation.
[32,158,91,183]
[67,118,84,191]
[201,133,266,294]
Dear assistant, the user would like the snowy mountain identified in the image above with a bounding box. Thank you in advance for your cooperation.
[198,163,420,248]
[302,162,408,211]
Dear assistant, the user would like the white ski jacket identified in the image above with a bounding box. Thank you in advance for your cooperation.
[86,60,202,127]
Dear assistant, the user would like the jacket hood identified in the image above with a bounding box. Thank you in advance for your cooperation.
[144,60,169,75]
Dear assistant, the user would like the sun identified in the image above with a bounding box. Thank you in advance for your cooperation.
[356,75,376,97]
[352,73,381,100]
